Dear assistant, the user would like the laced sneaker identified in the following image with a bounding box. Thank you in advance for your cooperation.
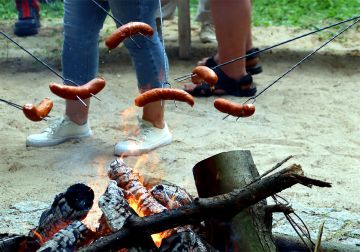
[26,116,92,147]
[199,22,216,43]
[114,118,172,156]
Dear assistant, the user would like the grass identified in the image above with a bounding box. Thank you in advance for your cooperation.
[0,0,359,28]
[0,0,63,20]
[189,0,360,28]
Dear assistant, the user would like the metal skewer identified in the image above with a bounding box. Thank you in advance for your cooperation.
[0,98,23,110]
[243,17,360,104]
[0,98,51,120]
[90,0,153,48]
[0,31,102,106]
[175,15,360,82]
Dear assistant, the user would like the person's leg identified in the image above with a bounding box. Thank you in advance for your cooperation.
[109,0,171,156]
[26,0,108,147]
[196,0,216,43]
[109,0,167,128]
[185,0,256,97]
[14,0,41,36]
[62,0,108,125]
[211,0,250,80]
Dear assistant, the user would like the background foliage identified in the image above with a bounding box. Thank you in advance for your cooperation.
[0,0,359,28]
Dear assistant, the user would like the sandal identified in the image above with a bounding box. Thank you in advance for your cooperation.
[185,68,257,97]
[203,48,263,75]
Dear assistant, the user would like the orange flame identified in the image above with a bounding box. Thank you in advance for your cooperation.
[31,230,44,245]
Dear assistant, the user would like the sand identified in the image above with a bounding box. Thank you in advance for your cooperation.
[0,18,359,238]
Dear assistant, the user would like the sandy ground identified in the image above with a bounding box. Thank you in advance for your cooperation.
[0,18,359,241]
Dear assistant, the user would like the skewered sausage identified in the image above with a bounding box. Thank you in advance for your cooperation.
[49,77,106,100]
[105,22,154,50]
[23,97,53,122]
[191,66,218,86]
[214,98,255,117]
[134,88,195,107]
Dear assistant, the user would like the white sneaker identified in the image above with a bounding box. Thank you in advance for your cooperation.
[26,116,92,147]
[114,118,172,156]
[199,22,216,43]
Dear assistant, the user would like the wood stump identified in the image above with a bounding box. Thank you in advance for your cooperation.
[193,150,277,252]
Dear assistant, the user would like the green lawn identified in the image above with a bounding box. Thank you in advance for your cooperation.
[1,0,359,28]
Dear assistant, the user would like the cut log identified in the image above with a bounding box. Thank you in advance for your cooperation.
[98,180,136,233]
[159,230,218,252]
[193,150,277,252]
[97,180,157,251]
[80,164,331,252]
[37,221,95,252]
[0,233,40,252]
[29,183,94,244]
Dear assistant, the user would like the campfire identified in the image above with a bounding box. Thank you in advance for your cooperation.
[0,150,332,252]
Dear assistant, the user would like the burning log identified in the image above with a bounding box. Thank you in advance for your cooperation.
[37,221,95,252]
[80,163,331,252]
[98,180,136,233]
[0,234,40,252]
[97,181,158,251]
[150,184,193,210]
[108,159,166,216]
[29,183,94,244]
[159,230,218,252]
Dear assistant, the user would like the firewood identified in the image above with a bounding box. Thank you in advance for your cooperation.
[108,159,166,216]
[80,164,331,252]
[193,150,277,251]
[37,221,95,252]
[97,181,158,252]
[159,230,218,252]
[0,233,40,252]
[29,183,94,244]
[150,184,193,210]
[98,180,136,233]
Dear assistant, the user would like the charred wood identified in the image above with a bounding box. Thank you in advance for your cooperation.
[159,230,218,252]
[80,164,331,252]
[29,183,94,244]
[37,221,95,252]
[0,233,40,252]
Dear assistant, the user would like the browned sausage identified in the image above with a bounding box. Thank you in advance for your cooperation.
[214,98,255,117]
[23,97,53,122]
[134,88,195,107]
[191,66,218,86]
[105,22,154,50]
[49,77,106,100]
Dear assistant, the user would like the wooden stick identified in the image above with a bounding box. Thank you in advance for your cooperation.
[80,164,331,252]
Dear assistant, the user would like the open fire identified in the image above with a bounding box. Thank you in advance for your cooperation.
[0,151,332,252]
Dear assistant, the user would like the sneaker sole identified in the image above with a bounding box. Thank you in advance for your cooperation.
[26,131,92,148]
[114,137,172,157]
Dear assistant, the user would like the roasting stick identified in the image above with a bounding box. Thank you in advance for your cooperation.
[243,17,360,104]
[222,17,360,121]
[90,0,152,48]
[0,98,51,120]
[0,98,23,111]
[0,31,101,107]
[174,15,360,82]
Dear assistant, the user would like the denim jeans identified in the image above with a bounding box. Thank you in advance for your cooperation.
[62,0,168,91]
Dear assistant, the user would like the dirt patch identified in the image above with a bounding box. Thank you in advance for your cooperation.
[0,18,359,242]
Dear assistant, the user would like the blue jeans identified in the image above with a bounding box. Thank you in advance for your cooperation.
[62,0,168,91]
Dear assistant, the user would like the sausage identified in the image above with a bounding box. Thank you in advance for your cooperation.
[49,77,106,100]
[134,88,195,107]
[214,98,255,117]
[105,22,154,50]
[23,97,53,122]
[191,66,218,86]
